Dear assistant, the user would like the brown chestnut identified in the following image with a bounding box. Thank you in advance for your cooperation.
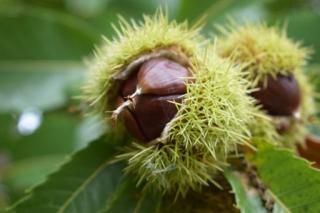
[116,57,190,142]
[251,75,301,116]
[298,136,320,168]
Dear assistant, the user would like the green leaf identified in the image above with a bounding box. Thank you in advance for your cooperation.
[0,4,98,60]
[249,143,320,213]
[0,111,82,160]
[224,168,267,213]
[64,0,111,17]
[0,111,108,205]
[4,155,64,191]
[177,0,223,21]
[99,178,161,213]
[9,134,160,213]
[263,0,308,14]
[0,61,84,112]
[9,134,123,212]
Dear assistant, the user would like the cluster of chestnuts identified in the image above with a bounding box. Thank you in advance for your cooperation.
[83,14,315,196]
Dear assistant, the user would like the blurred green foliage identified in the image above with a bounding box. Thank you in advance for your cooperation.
[0,0,319,210]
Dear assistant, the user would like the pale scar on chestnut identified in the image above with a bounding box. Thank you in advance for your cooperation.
[115,57,190,142]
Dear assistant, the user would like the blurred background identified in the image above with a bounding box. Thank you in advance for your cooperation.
[0,0,319,210]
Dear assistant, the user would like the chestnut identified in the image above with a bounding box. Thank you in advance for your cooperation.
[116,57,190,142]
[298,136,320,168]
[251,74,301,116]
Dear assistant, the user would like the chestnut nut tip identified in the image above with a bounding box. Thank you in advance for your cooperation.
[251,74,301,117]
[116,57,190,142]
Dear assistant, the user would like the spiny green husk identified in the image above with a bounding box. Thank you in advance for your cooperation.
[165,51,255,153]
[83,11,204,115]
[117,143,224,197]
[247,109,279,143]
[117,49,259,196]
[217,23,315,147]
[217,23,311,86]
[84,12,261,196]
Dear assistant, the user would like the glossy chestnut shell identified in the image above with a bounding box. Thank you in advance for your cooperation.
[117,57,190,142]
[251,75,301,116]
[298,136,320,168]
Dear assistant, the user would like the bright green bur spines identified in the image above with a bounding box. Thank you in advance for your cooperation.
[84,13,259,196]
[117,50,257,196]
[217,23,315,147]
[83,12,203,114]
[217,23,310,86]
